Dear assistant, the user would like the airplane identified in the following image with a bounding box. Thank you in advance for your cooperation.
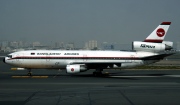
[3,22,175,76]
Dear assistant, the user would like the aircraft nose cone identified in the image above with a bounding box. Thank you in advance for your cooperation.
[3,58,5,63]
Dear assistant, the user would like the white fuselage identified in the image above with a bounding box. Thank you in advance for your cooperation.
[4,50,158,69]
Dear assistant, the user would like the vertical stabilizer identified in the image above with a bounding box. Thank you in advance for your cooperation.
[144,22,171,43]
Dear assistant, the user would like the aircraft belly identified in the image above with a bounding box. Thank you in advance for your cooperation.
[45,60,68,69]
[20,59,46,68]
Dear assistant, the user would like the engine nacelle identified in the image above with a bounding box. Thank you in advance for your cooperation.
[66,64,87,74]
[162,41,173,50]
[132,41,172,52]
[162,41,173,47]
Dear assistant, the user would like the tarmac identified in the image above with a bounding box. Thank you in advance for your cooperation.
[1,61,180,105]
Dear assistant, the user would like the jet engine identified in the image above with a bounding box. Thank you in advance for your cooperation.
[66,64,87,74]
[132,41,173,52]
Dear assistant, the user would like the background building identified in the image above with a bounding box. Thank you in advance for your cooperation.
[66,42,75,50]
[102,42,115,50]
[84,40,98,50]
[177,42,180,51]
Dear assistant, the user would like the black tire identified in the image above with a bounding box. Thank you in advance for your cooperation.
[27,73,32,76]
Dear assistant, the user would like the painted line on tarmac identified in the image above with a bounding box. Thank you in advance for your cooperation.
[11,76,48,78]
[53,72,60,78]
[109,76,159,78]
[31,76,48,78]
[12,76,31,78]
[164,75,180,77]
[109,75,180,78]
[1,72,13,74]
[10,75,180,78]
[2,82,179,85]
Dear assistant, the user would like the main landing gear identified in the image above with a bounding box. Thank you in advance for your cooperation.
[93,68,103,76]
[27,69,32,76]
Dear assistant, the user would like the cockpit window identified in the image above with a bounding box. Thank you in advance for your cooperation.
[7,55,12,58]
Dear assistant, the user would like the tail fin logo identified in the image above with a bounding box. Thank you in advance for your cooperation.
[156,28,165,37]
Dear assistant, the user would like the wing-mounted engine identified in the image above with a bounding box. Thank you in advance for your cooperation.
[66,64,87,74]
[132,41,173,52]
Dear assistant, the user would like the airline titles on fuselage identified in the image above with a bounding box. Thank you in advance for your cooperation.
[36,52,79,55]
[37,53,61,55]
[64,53,79,55]
[140,44,155,49]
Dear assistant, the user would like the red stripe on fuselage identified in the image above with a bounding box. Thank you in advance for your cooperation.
[144,39,163,43]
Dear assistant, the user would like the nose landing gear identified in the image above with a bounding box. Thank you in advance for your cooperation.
[27,69,32,76]
[3,58,6,63]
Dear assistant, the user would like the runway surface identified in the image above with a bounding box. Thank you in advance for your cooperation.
[1,61,180,105]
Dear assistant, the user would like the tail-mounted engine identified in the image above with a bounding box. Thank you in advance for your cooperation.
[132,41,173,52]
[66,64,87,74]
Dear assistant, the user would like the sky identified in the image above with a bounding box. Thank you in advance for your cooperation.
[0,0,180,48]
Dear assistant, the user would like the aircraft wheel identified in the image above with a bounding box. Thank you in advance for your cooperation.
[27,72,32,76]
